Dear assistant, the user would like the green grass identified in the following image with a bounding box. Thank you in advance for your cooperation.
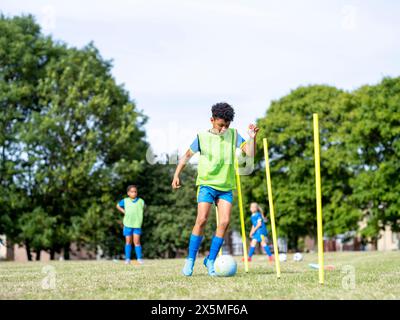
[0,251,399,299]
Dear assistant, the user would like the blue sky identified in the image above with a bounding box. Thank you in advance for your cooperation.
[2,0,400,156]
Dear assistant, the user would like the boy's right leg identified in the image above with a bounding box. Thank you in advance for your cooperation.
[133,233,143,264]
[204,198,232,276]
[182,202,212,276]
[124,234,133,264]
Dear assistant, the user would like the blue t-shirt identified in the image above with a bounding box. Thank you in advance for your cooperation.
[190,131,246,153]
[118,197,143,208]
[251,212,267,236]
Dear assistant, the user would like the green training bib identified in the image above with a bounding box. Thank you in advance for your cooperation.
[123,198,144,228]
[196,128,237,191]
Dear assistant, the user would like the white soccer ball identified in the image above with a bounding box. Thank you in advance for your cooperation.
[214,255,237,277]
[279,253,287,262]
[293,252,303,262]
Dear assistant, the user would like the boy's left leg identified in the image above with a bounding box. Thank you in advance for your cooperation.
[125,236,133,264]
[204,198,232,276]
[133,230,143,264]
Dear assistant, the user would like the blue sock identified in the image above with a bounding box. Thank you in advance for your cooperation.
[125,244,132,260]
[135,245,142,260]
[188,234,203,260]
[263,245,272,256]
[249,246,256,258]
[208,236,224,261]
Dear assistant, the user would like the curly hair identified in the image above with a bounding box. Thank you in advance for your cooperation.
[211,102,235,122]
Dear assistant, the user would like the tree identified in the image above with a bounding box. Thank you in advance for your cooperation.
[1,15,148,259]
[0,14,54,255]
[247,85,361,249]
[342,77,400,244]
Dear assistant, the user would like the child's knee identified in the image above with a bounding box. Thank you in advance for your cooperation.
[218,219,230,230]
[196,216,208,228]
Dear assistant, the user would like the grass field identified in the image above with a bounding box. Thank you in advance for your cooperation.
[1,251,399,300]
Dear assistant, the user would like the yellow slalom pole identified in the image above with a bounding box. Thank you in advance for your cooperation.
[215,207,222,257]
[313,113,324,285]
[235,158,249,273]
[263,138,281,279]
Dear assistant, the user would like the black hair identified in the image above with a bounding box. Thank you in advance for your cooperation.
[127,185,137,192]
[211,102,235,122]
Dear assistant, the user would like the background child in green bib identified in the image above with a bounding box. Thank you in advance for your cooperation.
[116,185,145,264]
[172,102,259,276]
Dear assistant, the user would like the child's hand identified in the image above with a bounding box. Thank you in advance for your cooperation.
[248,124,259,138]
[171,176,181,189]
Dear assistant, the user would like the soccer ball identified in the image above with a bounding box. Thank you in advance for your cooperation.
[214,255,237,277]
[279,253,287,262]
[293,252,303,262]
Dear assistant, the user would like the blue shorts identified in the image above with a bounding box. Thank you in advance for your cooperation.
[123,226,142,236]
[197,186,233,204]
[252,231,268,243]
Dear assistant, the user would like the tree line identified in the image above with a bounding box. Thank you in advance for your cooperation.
[1,15,398,259]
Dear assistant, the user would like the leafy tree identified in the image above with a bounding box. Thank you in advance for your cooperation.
[17,207,56,260]
[2,14,398,259]
[248,85,361,249]
[1,15,148,259]
[342,77,400,245]
[0,15,54,255]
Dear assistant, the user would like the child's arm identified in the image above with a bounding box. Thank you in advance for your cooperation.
[249,225,255,238]
[251,220,262,236]
[116,204,125,215]
[172,149,194,189]
[241,124,260,157]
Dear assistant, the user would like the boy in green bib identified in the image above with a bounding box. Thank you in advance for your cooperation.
[116,185,145,264]
[172,102,259,276]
